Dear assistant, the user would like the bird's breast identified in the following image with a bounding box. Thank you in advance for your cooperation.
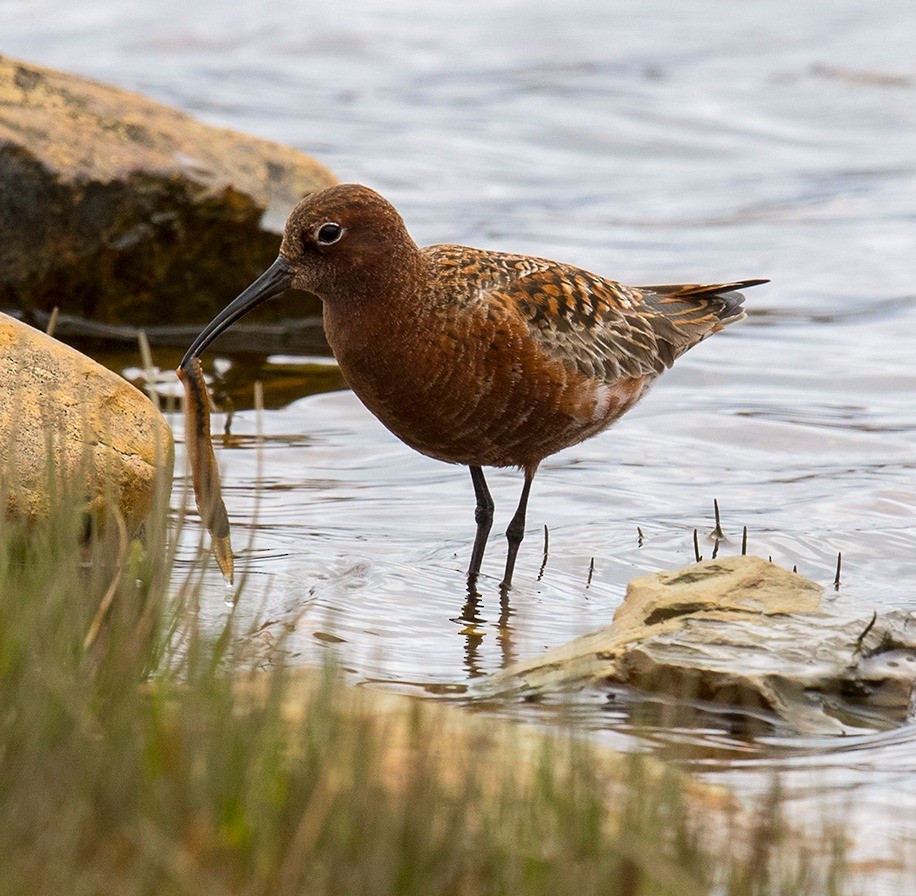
[323,297,649,469]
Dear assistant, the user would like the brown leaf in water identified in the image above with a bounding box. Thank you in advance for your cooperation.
[177,359,234,583]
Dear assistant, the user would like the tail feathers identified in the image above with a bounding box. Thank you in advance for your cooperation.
[632,278,767,370]
[641,279,769,300]
[639,278,768,325]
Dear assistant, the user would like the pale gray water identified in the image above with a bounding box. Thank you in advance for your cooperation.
[4,0,915,877]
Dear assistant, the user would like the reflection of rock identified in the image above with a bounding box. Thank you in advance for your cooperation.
[484,556,916,735]
[0,312,173,532]
[0,56,336,326]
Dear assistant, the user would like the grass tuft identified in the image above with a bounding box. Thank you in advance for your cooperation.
[0,472,861,896]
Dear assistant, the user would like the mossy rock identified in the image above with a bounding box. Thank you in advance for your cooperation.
[0,55,336,326]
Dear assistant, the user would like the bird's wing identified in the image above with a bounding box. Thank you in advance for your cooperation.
[506,262,764,382]
[423,245,763,383]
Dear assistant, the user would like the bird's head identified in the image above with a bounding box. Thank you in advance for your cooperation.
[180,183,418,367]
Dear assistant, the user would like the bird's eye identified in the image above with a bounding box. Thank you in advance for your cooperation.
[316,222,343,245]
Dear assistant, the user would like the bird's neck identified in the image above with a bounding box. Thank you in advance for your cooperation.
[322,247,426,346]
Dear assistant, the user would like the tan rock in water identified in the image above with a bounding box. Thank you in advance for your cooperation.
[0,312,173,531]
[0,55,336,325]
[483,556,916,734]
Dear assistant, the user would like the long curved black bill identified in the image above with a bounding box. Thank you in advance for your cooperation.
[180,255,294,368]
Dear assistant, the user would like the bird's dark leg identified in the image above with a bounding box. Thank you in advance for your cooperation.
[500,471,535,592]
[467,465,494,587]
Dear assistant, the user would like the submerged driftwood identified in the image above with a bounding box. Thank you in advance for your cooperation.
[483,556,916,735]
[0,55,335,327]
[0,312,173,532]
[2,308,329,357]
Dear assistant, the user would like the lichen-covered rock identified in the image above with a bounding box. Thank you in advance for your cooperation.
[0,312,173,532]
[483,556,916,734]
[0,55,336,326]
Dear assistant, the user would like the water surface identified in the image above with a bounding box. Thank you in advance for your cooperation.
[4,0,915,874]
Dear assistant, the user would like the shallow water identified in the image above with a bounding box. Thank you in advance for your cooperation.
[5,0,916,872]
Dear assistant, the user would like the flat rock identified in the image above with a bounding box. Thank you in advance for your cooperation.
[0,55,336,327]
[0,312,173,532]
[483,556,916,734]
